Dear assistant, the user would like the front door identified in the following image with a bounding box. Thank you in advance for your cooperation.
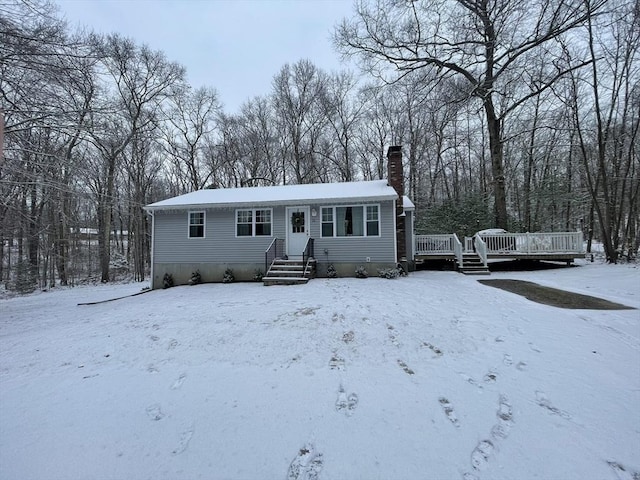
[286,206,310,258]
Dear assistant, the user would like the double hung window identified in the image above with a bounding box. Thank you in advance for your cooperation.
[188,211,205,238]
[236,209,272,237]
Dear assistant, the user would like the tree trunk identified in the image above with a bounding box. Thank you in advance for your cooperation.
[485,102,508,229]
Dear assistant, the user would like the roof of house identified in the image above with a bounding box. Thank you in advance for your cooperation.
[403,196,415,211]
[145,179,406,211]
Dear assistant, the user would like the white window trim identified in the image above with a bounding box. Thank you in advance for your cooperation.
[320,204,381,238]
[235,208,273,238]
[188,210,206,239]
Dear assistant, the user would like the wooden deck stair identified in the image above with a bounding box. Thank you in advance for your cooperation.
[263,258,316,286]
[458,254,490,275]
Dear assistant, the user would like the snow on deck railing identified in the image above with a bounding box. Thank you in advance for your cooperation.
[453,234,464,268]
[479,232,585,254]
[464,236,474,251]
[474,236,488,266]
[415,234,456,255]
[415,232,585,256]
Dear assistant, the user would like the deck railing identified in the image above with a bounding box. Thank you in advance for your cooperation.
[415,234,457,255]
[265,237,284,273]
[416,232,584,257]
[478,232,585,254]
[464,236,474,251]
[474,235,488,266]
[453,233,464,268]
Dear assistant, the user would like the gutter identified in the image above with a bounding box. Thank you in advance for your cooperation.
[144,195,399,213]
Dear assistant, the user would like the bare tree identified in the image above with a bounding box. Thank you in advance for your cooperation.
[1,0,96,289]
[271,59,328,184]
[335,0,607,228]
[318,71,365,181]
[236,96,280,185]
[566,0,640,262]
[88,34,185,282]
[161,85,220,192]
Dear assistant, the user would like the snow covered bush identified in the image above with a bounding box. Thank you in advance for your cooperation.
[377,268,400,279]
[222,268,235,283]
[355,266,368,278]
[189,270,202,285]
[377,265,407,279]
[253,269,264,282]
[327,264,337,278]
[162,273,174,289]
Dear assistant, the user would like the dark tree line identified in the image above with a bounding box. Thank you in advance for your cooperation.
[1,0,637,292]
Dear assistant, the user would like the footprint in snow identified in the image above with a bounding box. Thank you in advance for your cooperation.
[335,386,358,416]
[483,371,497,383]
[397,359,415,375]
[387,324,400,346]
[535,391,571,419]
[329,352,345,370]
[528,342,542,353]
[170,373,187,390]
[608,461,640,480]
[470,440,494,471]
[172,425,194,455]
[422,341,443,357]
[342,330,355,343]
[145,404,164,421]
[458,373,483,390]
[287,444,324,480]
[438,397,460,427]
[502,354,513,366]
[491,394,513,439]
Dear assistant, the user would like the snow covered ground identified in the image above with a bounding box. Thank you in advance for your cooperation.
[1,260,639,480]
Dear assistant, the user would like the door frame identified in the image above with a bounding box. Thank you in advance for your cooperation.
[285,206,310,257]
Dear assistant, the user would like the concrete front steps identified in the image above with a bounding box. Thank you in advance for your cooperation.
[263,258,316,286]
[458,254,490,275]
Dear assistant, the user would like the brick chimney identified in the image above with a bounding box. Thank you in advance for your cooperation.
[387,145,406,262]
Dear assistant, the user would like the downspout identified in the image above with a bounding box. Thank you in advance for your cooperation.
[392,199,398,263]
[148,210,155,289]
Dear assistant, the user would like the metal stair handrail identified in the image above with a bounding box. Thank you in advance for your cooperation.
[302,238,315,277]
[265,237,284,274]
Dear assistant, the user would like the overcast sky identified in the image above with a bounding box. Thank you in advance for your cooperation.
[56,0,356,113]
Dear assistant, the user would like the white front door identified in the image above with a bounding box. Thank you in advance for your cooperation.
[286,206,310,258]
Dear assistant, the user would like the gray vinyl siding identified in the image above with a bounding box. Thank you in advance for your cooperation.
[153,200,396,265]
[154,207,284,264]
[309,200,396,264]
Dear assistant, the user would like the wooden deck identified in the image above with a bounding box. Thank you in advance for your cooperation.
[414,232,585,273]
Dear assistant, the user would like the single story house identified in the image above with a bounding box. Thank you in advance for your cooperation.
[144,146,414,288]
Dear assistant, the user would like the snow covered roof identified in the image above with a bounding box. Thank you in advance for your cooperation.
[403,195,415,211]
[145,180,401,211]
